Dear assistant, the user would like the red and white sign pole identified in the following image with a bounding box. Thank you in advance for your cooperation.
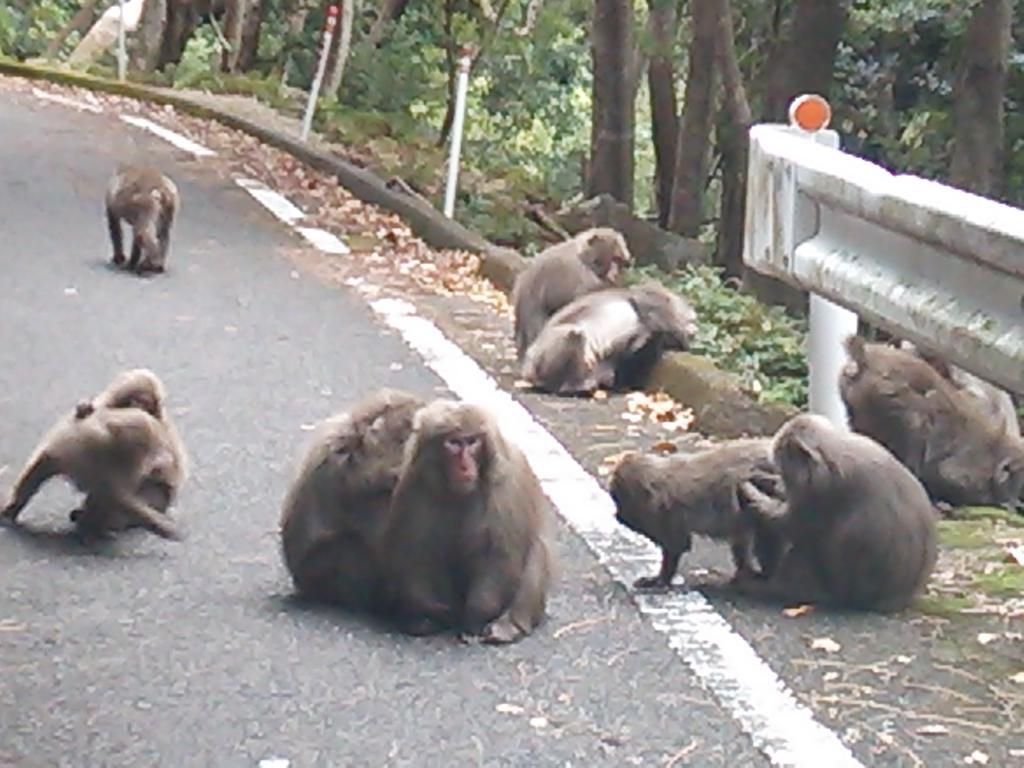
[443,47,473,219]
[300,3,339,142]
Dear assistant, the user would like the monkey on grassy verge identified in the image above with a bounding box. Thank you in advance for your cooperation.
[381,400,556,644]
[280,389,424,610]
[70,369,189,534]
[105,165,179,275]
[610,439,787,589]
[719,414,937,612]
[2,406,183,541]
[512,227,632,358]
[900,341,1021,439]
[521,281,697,396]
[841,337,1024,507]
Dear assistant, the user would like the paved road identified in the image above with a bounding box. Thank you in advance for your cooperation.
[0,90,766,766]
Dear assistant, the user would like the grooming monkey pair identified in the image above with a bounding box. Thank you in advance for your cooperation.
[280,390,556,644]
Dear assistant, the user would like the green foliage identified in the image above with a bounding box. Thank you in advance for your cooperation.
[170,27,222,90]
[631,265,809,407]
[0,0,75,60]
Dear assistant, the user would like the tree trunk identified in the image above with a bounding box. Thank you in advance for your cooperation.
[367,0,411,46]
[762,0,846,121]
[323,0,356,96]
[44,0,103,60]
[220,0,248,72]
[588,0,636,208]
[646,0,679,228]
[236,0,264,71]
[129,0,168,73]
[949,0,1012,198]
[711,0,751,278]
[667,0,716,237]
[159,0,203,68]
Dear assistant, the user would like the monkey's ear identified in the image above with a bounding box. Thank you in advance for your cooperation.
[779,434,823,490]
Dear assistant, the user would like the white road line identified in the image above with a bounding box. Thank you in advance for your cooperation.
[295,226,351,254]
[119,115,216,157]
[119,110,862,767]
[31,87,102,114]
[235,178,307,225]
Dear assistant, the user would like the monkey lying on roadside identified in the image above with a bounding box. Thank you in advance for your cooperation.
[280,389,424,609]
[521,281,697,396]
[2,405,183,541]
[610,439,787,589]
[512,227,632,358]
[725,414,937,612]
[841,337,1024,507]
[70,369,189,535]
[105,165,180,275]
[381,400,556,644]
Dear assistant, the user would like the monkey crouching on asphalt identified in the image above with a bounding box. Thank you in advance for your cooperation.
[1,404,184,541]
[726,414,938,612]
[105,165,180,275]
[380,400,557,644]
[840,337,1024,508]
[279,389,425,611]
[69,368,189,536]
[512,227,632,358]
[610,439,787,589]
[521,281,697,396]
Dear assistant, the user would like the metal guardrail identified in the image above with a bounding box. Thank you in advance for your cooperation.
[743,122,1024,396]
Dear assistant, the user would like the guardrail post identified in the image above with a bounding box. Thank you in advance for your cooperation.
[786,95,859,428]
[116,0,127,81]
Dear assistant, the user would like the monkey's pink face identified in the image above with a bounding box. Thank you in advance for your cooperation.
[444,433,483,495]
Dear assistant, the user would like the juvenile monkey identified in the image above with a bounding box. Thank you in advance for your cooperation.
[729,414,937,612]
[610,439,787,589]
[280,389,424,609]
[512,227,632,358]
[521,281,697,395]
[2,406,183,541]
[70,369,189,533]
[105,165,180,274]
[381,400,556,644]
[841,337,1024,507]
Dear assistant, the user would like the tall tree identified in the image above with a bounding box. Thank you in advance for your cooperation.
[762,0,847,121]
[236,0,265,71]
[588,0,636,208]
[711,0,751,277]
[44,0,103,60]
[130,0,169,72]
[646,0,680,227]
[220,0,250,73]
[949,0,1013,198]
[667,0,717,237]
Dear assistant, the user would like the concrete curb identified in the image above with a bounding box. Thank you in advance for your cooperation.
[0,59,796,438]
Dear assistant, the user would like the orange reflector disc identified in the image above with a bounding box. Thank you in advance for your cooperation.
[789,94,832,132]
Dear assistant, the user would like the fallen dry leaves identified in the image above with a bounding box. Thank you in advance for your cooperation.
[622,391,694,433]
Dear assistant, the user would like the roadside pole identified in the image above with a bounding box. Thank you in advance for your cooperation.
[443,48,473,219]
[116,0,127,81]
[300,3,339,142]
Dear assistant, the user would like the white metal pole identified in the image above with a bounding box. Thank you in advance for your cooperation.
[116,0,127,81]
[788,95,860,428]
[300,4,339,142]
[443,51,472,219]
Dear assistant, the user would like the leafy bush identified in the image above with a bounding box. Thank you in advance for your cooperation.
[631,265,809,408]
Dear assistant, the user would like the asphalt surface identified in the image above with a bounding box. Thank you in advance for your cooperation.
[0,90,767,766]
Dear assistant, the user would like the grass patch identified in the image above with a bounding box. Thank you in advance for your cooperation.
[971,564,1024,599]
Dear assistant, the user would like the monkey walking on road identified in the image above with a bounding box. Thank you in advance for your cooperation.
[105,165,180,275]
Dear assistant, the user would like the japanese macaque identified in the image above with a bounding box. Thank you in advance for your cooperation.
[70,369,189,534]
[841,337,1024,506]
[512,227,632,358]
[1,406,183,541]
[105,165,180,274]
[521,281,697,396]
[280,389,424,609]
[900,341,1021,439]
[610,439,787,589]
[730,414,938,612]
[381,400,556,644]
